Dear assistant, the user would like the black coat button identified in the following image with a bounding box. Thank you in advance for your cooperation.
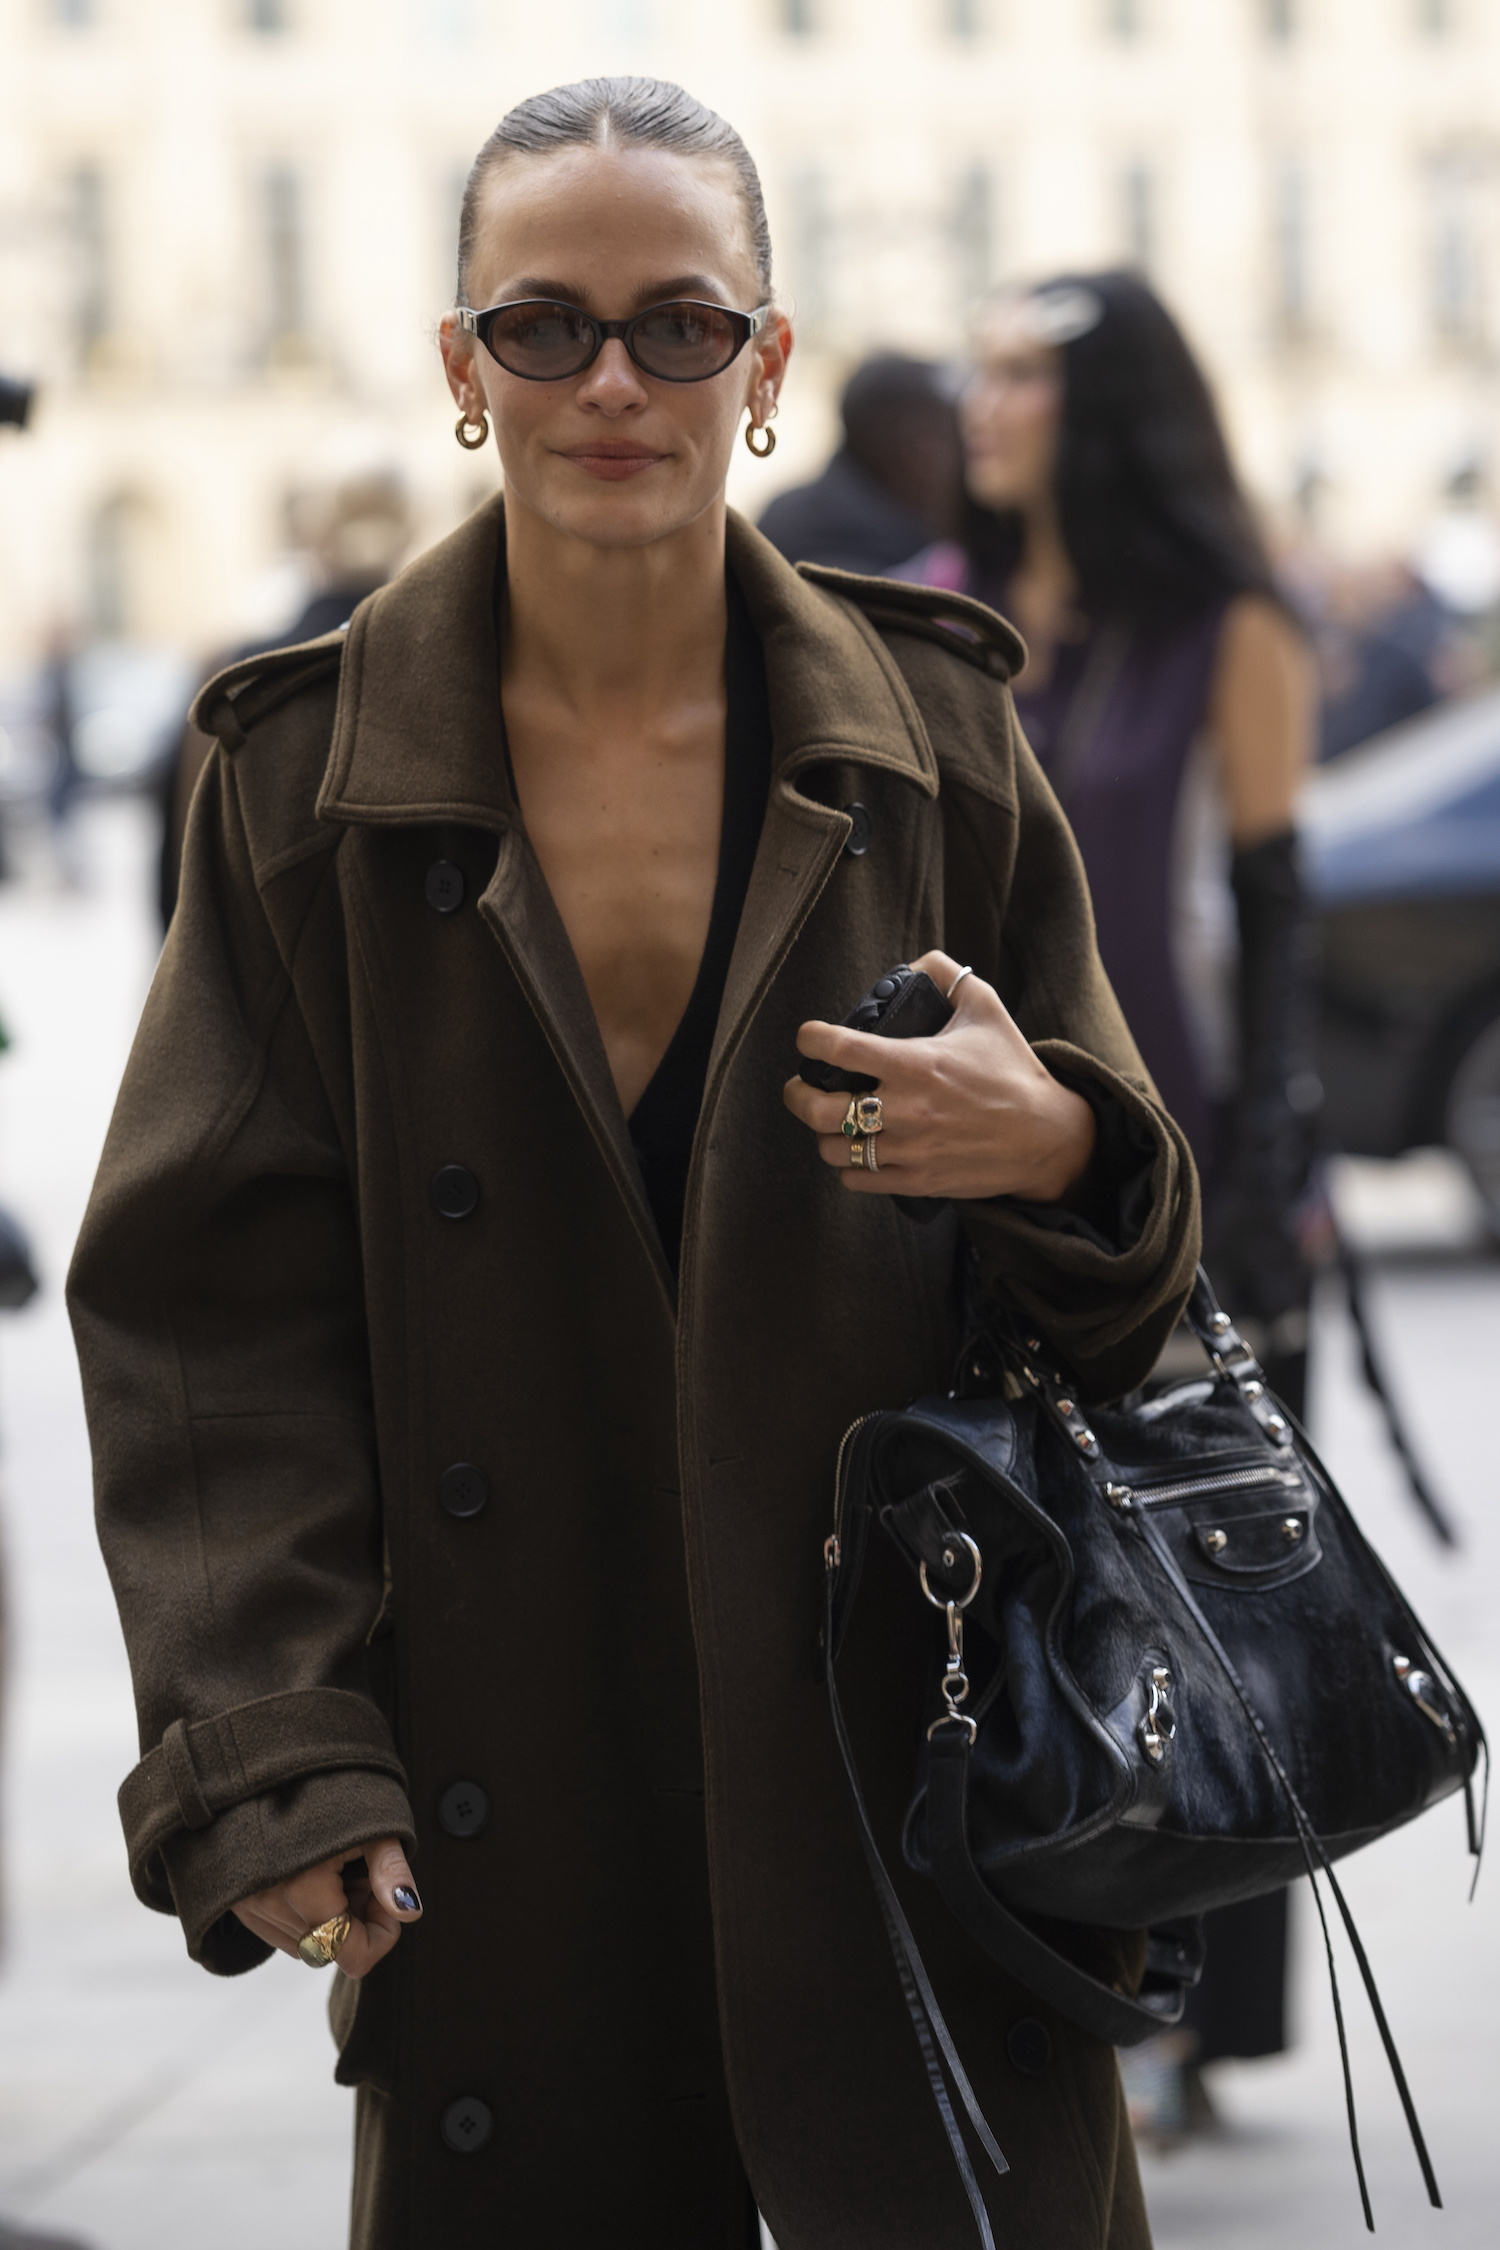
[1006,2018,1052,2076]
[843,802,872,857]
[440,2095,494,2153]
[429,1164,479,1220]
[425,860,466,914]
[438,1780,490,1838]
[438,1462,490,1519]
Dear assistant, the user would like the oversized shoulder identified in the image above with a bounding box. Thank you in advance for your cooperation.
[795,562,1027,683]
[189,628,348,754]
[796,561,1030,807]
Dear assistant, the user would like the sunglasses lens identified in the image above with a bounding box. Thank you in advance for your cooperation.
[631,303,740,380]
[486,302,596,379]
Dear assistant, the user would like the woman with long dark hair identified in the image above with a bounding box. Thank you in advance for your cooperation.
[69,89,1198,2250]
[910,270,1317,2126]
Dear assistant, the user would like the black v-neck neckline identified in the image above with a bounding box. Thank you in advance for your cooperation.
[496,569,772,1274]
[626,574,771,1270]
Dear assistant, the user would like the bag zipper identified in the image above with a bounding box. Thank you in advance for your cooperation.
[1106,1463,1303,1511]
[827,1412,884,1568]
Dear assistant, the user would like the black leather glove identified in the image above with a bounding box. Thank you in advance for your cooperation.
[1203,828,1319,1326]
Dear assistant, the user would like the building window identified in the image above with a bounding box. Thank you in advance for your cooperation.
[1121,161,1156,272]
[262,165,307,349]
[1272,159,1311,337]
[1106,0,1145,35]
[87,493,151,638]
[787,167,833,339]
[952,165,994,309]
[66,164,110,361]
[247,0,288,31]
[1265,0,1296,38]
[1428,155,1485,346]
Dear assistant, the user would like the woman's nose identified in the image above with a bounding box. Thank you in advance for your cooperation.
[576,337,649,410]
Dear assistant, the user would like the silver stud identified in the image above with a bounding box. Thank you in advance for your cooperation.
[1282,1517,1304,1543]
[1244,1380,1264,1401]
[1143,1732,1165,1765]
[1266,1414,1287,1438]
[1212,1312,1232,1333]
[1203,1528,1227,1554]
[942,1547,957,1569]
[1075,1428,1097,1451]
[1056,1399,1074,1417]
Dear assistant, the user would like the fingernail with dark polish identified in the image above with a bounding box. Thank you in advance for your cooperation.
[393,1885,421,1915]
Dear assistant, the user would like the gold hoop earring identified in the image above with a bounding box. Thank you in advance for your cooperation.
[745,420,776,458]
[455,411,489,451]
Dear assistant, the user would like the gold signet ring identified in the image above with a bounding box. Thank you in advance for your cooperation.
[297,1912,353,1969]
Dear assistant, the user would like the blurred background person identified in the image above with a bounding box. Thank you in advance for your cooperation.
[907,269,1319,2141]
[157,467,412,927]
[756,351,964,573]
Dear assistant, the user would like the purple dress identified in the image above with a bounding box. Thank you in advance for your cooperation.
[905,546,1227,1170]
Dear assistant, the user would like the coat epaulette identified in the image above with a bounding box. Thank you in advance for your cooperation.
[190,629,348,753]
[796,561,1027,683]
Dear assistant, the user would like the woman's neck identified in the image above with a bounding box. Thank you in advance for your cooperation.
[502,487,730,715]
[1007,493,1081,656]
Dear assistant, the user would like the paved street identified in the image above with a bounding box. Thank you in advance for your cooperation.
[0,801,1496,2248]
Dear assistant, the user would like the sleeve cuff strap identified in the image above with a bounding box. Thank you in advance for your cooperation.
[120,1686,408,1907]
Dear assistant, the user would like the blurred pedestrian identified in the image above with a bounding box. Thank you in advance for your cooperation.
[908,269,1319,2135]
[157,468,412,925]
[757,352,963,573]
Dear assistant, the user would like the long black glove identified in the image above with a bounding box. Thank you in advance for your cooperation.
[1203,828,1318,1328]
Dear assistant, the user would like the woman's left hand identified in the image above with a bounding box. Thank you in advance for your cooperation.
[782,951,1096,1204]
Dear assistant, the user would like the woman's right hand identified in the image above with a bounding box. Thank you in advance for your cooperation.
[232,1836,421,1979]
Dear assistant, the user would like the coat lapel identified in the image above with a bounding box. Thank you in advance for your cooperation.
[315,497,940,1311]
[706,514,940,1095]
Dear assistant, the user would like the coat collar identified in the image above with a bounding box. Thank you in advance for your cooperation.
[316,494,938,826]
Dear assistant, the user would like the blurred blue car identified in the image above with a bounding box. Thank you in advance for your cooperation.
[1302,684,1500,1216]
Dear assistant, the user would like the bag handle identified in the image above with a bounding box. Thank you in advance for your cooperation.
[822,1559,1008,2250]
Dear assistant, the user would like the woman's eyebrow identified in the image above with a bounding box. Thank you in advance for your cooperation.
[487,274,734,310]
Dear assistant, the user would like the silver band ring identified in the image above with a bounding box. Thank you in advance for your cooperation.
[945,965,974,1004]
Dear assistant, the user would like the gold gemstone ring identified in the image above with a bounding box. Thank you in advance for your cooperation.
[842,1094,884,1139]
[297,1912,353,1970]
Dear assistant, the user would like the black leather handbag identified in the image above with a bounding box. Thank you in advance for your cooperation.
[825,1269,1484,2246]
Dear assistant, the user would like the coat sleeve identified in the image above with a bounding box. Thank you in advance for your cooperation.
[946,722,1203,1404]
[67,748,414,1974]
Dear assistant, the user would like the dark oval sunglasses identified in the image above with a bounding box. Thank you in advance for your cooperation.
[458,296,773,385]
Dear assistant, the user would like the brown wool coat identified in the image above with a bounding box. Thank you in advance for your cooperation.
[68,501,1200,2250]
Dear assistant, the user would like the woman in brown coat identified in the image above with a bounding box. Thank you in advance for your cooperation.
[68,78,1199,2250]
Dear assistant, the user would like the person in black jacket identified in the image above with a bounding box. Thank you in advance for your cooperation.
[756,353,963,575]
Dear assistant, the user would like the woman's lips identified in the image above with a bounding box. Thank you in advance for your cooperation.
[560,445,666,482]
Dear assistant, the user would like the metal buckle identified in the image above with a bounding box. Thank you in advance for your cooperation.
[923,1534,982,1744]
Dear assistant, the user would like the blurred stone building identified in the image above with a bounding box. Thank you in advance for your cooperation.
[0,0,1498,665]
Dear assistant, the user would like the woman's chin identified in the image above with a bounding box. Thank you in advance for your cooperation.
[521,471,721,551]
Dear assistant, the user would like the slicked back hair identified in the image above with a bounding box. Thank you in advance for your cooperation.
[456,77,773,308]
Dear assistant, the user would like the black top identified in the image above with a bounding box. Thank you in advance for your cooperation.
[628,577,772,1269]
